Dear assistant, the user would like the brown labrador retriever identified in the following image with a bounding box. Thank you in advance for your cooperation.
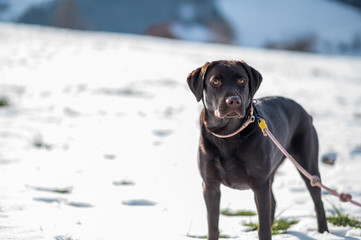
[187,60,328,240]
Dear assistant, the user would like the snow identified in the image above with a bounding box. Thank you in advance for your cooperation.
[0,22,361,240]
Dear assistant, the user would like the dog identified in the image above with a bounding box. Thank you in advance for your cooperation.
[187,60,328,240]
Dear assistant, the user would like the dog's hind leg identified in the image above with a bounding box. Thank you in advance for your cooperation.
[271,188,276,225]
[290,127,328,233]
[299,171,328,233]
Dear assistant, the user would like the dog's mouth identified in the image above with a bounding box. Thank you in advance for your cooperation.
[215,109,245,119]
[225,111,242,118]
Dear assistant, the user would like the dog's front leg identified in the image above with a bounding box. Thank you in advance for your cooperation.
[203,181,221,240]
[253,183,272,240]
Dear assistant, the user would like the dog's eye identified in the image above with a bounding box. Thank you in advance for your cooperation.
[237,78,246,85]
[211,79,222,86]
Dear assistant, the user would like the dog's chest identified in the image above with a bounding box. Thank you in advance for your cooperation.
[216,154,253,190]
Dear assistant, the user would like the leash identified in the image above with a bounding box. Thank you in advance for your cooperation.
[256,116,361,208]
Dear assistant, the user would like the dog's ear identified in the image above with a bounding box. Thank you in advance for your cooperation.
[187,62,211,102]
[238,60,263,98]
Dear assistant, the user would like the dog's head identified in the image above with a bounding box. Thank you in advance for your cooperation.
[187,60,262,118]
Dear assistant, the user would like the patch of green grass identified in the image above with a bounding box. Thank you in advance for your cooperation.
[272,219,299,234]
[54,235,77,240]
[327,215,361,228]
[33,140,51,150]
[34,140,44,148]
[112,180,135,186]
[32,135,52,150]
[327,203,361,228]
[186,234,233,239]
[244,219,299,235]
[54,187,73,194]
[31,186,73,194]
[244,222,258,232]
[186,234,207,239]
[0,97,9,107]
[221,208,256,217]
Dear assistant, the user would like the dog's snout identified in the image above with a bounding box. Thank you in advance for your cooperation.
[226,96,241,106]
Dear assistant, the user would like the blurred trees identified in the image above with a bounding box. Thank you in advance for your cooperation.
[18,0,233,43]
[51,0,86,29]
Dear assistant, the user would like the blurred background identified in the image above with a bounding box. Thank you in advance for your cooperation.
[1,0,361,56]
[1,1,361,239]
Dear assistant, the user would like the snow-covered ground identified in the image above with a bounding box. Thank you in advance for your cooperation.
[0,23,361,240]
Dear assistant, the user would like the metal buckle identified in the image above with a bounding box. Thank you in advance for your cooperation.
[249,116,255,123]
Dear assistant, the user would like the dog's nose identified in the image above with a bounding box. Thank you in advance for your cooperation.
[226,96,241,106]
